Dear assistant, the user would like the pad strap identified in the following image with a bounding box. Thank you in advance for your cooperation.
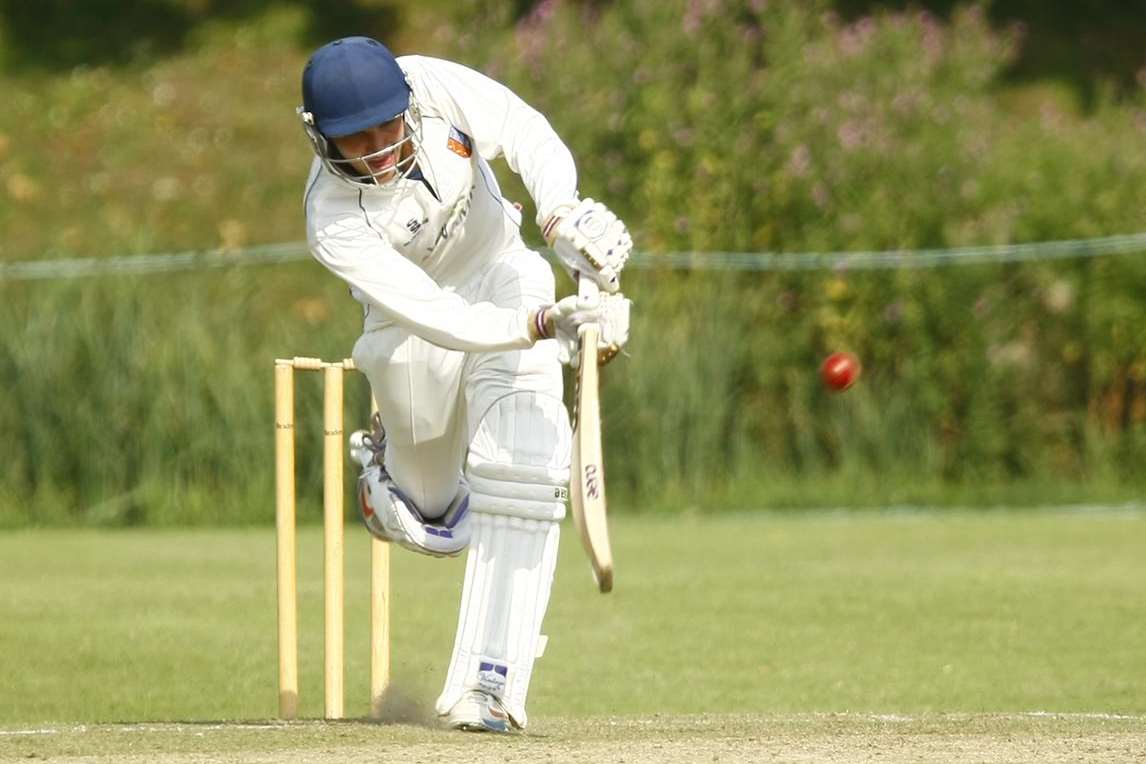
[466,462,567,521]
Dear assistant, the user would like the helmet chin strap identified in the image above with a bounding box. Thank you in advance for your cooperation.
[298,98,424,189]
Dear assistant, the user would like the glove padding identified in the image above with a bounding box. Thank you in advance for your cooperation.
[544,198,632,293]
[540,292,631,367]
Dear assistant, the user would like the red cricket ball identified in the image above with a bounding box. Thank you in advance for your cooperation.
[821,352,861,392]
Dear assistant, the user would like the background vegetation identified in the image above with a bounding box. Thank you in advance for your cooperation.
[2,0,1145,524]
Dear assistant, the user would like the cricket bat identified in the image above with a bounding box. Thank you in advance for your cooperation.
[569,275,614,593]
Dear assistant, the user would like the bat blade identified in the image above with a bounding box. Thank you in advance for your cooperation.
[570,319,614,593]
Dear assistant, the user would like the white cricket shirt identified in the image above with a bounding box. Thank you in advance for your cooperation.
[304,55,578,352]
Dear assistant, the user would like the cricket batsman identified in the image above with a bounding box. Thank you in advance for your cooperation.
[297,37,632,731]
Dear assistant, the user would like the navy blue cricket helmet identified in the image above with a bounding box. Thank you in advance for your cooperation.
[298,37,422,186]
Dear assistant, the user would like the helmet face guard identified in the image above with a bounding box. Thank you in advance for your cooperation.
[298,97,423,188]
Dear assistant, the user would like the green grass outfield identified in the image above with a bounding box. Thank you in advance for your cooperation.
[1,510,1144,760]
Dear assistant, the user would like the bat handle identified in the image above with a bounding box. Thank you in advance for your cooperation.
[577,273,600,302]
[577,274,600,343]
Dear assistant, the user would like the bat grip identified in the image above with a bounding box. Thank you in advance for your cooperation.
[577,273,600,301]
[577,274,600,340]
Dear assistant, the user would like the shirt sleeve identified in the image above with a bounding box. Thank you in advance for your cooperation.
[307,180,534,354]
[401,55,578,227]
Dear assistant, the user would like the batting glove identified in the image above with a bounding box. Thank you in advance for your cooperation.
[542,198,632,293]
[530,292,631,367]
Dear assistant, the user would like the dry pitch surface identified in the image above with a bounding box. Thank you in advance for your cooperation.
[3,713,1144,763]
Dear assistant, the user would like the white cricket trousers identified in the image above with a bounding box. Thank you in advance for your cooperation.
[351,249,564,517]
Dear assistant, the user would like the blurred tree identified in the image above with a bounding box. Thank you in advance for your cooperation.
[836,1,1146,105]
[0,0,401,71]
[4,0,1142,104]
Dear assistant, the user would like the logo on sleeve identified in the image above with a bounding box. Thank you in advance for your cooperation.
[447,125,473,158]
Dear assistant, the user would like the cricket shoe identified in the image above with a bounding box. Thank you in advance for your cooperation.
[444,690,518,733]
[349,412,386,469]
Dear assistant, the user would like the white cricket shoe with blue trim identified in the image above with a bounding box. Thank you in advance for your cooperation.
[444,690,517,733]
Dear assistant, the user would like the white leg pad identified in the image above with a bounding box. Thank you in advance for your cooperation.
[435,391,571,729]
